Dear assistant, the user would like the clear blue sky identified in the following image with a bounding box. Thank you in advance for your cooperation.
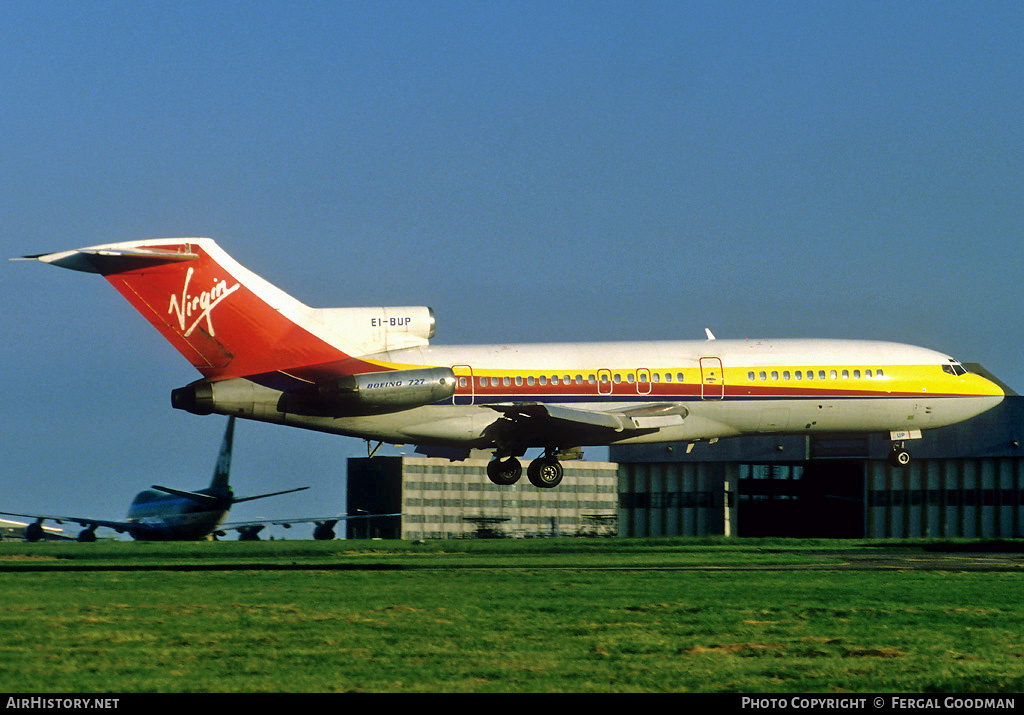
[3,2,1022,536]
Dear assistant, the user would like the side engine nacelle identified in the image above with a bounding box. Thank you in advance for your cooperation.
[311,367,457,413]
[172,367,457,418]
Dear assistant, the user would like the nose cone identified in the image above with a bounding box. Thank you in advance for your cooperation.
[962,372,1005,420]
[969,370,1006,401]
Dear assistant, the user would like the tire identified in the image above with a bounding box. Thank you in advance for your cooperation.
[487,457,522,485]
[888,448,912,467]
[527,457,563,488]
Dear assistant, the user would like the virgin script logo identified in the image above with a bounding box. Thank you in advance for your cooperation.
[168,267,241,338]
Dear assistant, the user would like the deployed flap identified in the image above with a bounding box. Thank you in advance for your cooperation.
[487,402,688,433]
[619,402,689,429]
[488,403,634,432]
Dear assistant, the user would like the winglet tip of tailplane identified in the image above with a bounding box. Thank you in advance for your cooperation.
[10,241,204,274]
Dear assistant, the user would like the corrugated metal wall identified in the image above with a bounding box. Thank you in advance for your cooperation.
[616,462,734,537]
[618,457,1024,538]
[866,458,1024,538]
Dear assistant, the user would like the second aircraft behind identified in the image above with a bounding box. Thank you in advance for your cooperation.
[1,417,395,541]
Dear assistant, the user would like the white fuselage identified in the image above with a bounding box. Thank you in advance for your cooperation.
[199,338,1004,450]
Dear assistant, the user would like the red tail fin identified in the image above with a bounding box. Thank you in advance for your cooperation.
[28,238,346,380]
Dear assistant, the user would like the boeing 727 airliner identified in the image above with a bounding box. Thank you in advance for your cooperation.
[16,238,1004,488]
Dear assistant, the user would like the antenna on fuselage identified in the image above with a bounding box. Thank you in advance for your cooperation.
[705,328,716,341]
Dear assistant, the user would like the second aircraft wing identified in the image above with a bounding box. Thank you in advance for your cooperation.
[0,510,156,541]
[217,512,402,540]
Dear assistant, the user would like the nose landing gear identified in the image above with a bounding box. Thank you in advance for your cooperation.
[888,444,912,467]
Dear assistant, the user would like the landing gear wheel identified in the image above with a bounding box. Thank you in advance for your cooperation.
[527,457,564,488]
[888,447,912,468]
[487,457,522,485]
[77,529,97,543]
[24,522,43,543]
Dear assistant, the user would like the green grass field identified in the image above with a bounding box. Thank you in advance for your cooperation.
[0,538,1021,693]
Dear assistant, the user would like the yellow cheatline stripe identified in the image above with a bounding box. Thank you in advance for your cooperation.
[352,361,1000,397]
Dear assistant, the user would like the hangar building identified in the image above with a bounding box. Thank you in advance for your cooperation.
[612,395,1024,539]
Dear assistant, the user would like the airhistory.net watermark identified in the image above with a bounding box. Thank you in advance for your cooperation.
[6,698,119,710]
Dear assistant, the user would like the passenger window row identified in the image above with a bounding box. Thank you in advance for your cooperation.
[471,372,687,388]
[746,368,885,382]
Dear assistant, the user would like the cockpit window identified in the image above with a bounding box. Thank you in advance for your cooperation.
[943,360,969,377]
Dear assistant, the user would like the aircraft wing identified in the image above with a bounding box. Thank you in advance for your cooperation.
[0,510,153,540]
[0,517,68,540]
[217,513,402,540]
[483,402,688,446]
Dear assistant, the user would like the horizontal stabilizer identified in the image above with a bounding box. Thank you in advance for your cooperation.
[231,486,310,504]
[151,485,220,504]
[14,245,199,275]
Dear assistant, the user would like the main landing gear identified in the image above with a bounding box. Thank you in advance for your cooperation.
[486,452,565,488]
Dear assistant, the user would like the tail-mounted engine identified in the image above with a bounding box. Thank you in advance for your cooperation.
[172,366,457,417]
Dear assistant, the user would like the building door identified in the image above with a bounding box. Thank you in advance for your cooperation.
[737,461,864,538]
